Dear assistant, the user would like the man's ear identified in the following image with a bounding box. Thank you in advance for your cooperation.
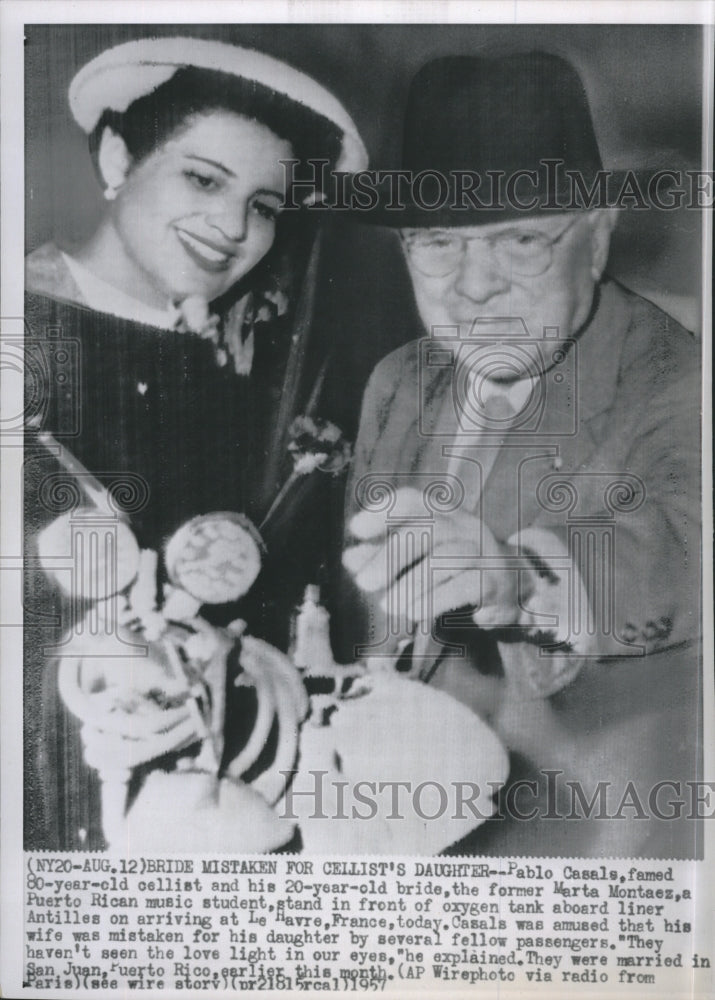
[97,126,132,196]
[588,209,618,281]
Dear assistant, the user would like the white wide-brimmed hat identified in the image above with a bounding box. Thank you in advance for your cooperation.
[69,36,368,173]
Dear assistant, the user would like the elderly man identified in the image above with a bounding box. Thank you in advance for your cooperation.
[342,52,701,857]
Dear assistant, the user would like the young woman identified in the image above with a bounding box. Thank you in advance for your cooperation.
[24,37,367,850]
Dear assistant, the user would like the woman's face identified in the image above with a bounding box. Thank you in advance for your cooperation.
[109,111,293,306]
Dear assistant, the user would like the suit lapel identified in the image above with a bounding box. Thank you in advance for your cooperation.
[368,342,449,475]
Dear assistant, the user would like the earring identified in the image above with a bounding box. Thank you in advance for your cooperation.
[104,185,119,201]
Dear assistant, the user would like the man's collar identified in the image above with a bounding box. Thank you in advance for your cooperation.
[417,278,630,430]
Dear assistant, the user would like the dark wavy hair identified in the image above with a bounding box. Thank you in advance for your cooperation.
[88,66,345,180]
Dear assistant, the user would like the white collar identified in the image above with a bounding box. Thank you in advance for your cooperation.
[61,252,179,330]
[466,367,536,417]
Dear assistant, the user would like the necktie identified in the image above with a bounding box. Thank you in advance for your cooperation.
[416,381,526,678]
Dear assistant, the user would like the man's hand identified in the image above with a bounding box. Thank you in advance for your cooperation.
[343,486,525,632]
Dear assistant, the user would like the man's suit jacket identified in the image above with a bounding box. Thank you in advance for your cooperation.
[342,279,702,857]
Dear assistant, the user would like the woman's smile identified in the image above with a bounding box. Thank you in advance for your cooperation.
[175,227,238,272]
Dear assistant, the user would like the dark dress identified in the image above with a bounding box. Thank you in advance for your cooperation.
[23,284,328,850]
[23,221,421,851]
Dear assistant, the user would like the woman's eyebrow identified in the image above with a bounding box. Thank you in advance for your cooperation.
[254,188,284,201]
[183,158,284,199]
[184,154,235,177]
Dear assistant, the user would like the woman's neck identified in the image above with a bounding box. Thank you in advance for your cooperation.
[73,217,167,309]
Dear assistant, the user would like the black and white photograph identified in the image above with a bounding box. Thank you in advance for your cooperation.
[1,4,713,997]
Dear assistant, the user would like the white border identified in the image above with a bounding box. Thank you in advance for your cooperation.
[4,0,715,24]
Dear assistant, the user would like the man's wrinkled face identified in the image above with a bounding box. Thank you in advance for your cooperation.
[401,212,611,348]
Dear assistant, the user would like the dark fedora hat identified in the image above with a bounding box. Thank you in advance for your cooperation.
[359,50,606,227]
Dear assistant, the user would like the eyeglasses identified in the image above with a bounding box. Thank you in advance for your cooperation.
[402,216,581,278]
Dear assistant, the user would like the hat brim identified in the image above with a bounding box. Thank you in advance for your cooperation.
[69,37,368,174]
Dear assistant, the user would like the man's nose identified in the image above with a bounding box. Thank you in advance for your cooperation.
[452,239,509,302]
